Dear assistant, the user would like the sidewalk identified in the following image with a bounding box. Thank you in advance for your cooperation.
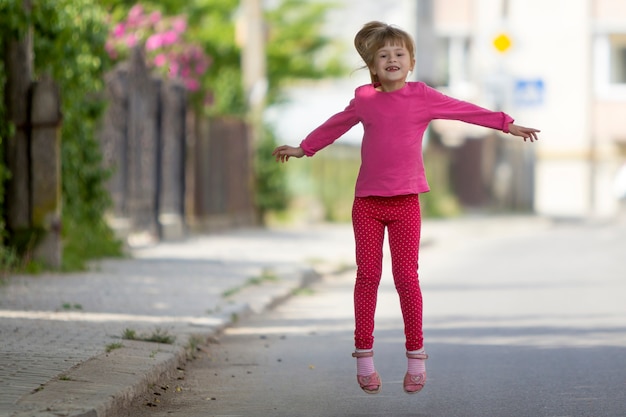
[0,217,553,417]
[0,224,359,417]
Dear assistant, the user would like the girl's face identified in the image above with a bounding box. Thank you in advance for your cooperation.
[370,42,415,92]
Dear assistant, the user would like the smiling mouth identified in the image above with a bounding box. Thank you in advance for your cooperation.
[386,66,400,71]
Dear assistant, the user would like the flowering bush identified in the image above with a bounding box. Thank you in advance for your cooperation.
[105,4,211,93]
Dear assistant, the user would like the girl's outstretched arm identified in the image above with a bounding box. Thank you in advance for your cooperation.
[272,145,305,163]
[508,123,540,142]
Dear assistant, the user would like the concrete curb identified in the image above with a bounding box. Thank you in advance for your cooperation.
[8,266,322,417]
[13,340,188,417]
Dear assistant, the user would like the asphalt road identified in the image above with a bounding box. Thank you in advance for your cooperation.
[119,219,626,417]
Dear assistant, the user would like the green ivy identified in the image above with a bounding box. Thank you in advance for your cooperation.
[0,58,8,248]
[1,0,122,271]
[33,0,123,269]
[0,0,27,255]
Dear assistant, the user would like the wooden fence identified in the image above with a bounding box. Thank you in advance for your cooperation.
[98,48,256,243]
[186,115,256,232]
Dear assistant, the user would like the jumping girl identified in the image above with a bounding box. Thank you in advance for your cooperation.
[273,21,539,395]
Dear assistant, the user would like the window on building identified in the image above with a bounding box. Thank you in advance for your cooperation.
[434,37,451,86]
[610,34,626,84]
[594,32,626,99]
[434,36,471,87]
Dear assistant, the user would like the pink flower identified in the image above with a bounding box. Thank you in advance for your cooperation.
[195,56,210,75]
[127,4,143,26]
[153,54,167,67]
[168,62,179,77]
[125,33,137,48]
[146,34,162,51]
[149,11,162,25]
[187,46,200,59]
[184,78,200,91]
[160,30,178,46]
[172,17,187,34]
[113,23,125,38]
[105,6,213,98]
[105,40,118,59]
[194,61,205,75]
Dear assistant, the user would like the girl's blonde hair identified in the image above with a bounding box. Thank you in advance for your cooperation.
[354,21,416,84]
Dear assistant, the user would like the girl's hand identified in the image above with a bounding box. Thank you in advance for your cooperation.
[272,145,305,162]
[508,123,540,142]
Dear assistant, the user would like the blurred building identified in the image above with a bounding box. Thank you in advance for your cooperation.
[267,0,626,220]
[426,0,626,219]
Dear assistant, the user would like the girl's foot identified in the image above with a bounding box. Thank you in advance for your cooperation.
[352,350,381,394]
[404,350,428,394]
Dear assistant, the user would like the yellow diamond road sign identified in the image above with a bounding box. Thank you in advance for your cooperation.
[493,33,512,53]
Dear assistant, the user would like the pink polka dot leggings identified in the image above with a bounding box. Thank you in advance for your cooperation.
[352,194,423,351]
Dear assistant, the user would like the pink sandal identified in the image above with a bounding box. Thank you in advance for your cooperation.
[352,351,381,394]
[403,351,428,394]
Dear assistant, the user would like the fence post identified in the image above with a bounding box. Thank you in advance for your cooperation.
[3,0,33,249]
[29,74,62,267]
[157,80,186,240]
[99,66,131,242]
[126,47,159,239]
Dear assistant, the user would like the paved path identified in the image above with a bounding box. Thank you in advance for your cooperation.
[3,216,614,417]
[0,225,356,417]
[118,216,626,417]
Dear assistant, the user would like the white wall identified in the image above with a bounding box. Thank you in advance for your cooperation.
[468,0,595,217]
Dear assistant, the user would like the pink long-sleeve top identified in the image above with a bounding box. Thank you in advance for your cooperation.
[300,82,514,197]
